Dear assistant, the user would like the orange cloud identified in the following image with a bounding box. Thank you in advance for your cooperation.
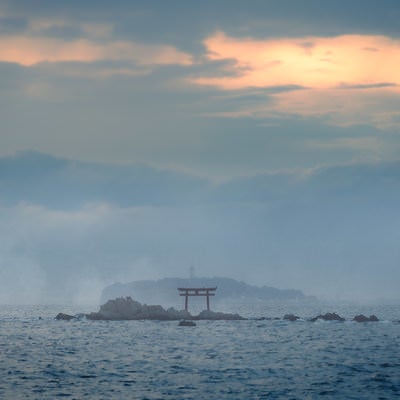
[196,32,400,90]
[0,36,193,66]
[194,32,400,128]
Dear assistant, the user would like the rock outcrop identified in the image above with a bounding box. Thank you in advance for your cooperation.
[195,310,245,320]
[352,314,379,322]
[310,312,345,322]
[86,297,190,320]
[55,313,75,321]
[283,314,300,321]
[85,297,244,321]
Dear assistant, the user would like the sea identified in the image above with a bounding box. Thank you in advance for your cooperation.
[1,300,399,399]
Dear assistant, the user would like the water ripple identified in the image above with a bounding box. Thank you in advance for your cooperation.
[0,305,399,399]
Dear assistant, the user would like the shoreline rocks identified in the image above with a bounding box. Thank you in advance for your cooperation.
[55,300,390,323]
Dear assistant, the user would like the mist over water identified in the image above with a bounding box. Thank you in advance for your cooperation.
[1,157,400,306]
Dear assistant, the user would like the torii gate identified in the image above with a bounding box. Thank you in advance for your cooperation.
[178,287,217,312]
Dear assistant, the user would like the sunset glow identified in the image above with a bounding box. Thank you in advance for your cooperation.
[187,32,400,127]
[196,32,400,90]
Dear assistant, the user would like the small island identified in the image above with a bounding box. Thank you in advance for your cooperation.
[56,296,246,321]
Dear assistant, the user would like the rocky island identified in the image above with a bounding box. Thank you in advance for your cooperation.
[55,302,388,323]
[56,296,245,321]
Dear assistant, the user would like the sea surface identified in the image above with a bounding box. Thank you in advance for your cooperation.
[1,301,399,399]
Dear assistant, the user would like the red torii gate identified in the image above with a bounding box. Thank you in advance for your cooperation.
[178,287,217,312]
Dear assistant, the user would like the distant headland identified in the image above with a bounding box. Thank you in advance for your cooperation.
[101,276,312,306]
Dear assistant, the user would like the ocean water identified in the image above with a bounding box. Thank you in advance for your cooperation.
[0,303,399,399]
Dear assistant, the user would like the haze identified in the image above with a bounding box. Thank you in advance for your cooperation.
[1,1,400,304]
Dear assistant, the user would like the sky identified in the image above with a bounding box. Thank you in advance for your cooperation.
[1,0,400,304]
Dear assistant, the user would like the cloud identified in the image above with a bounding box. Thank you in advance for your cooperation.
[0,35,193,67]
[193,32,400,127]
[27,17,114,39]
[267,86,400,128]
[0,151,209,209]
[0,13,194,68]
[306,136,386,155]
[196,32,400,90]
[0,16,192,69]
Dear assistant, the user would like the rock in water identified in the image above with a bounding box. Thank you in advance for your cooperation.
[353,314,379,322]
[310,312,345,322]
[55,313,75,321]
[283,314,300,321]
[178,320,196,326]
[195,310,245,320]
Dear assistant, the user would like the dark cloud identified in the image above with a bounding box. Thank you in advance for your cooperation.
[337,82,397,90]
[0,151,209,209]
[0,16,28,34]
[3,1,400,44]
[3,151,400,208]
